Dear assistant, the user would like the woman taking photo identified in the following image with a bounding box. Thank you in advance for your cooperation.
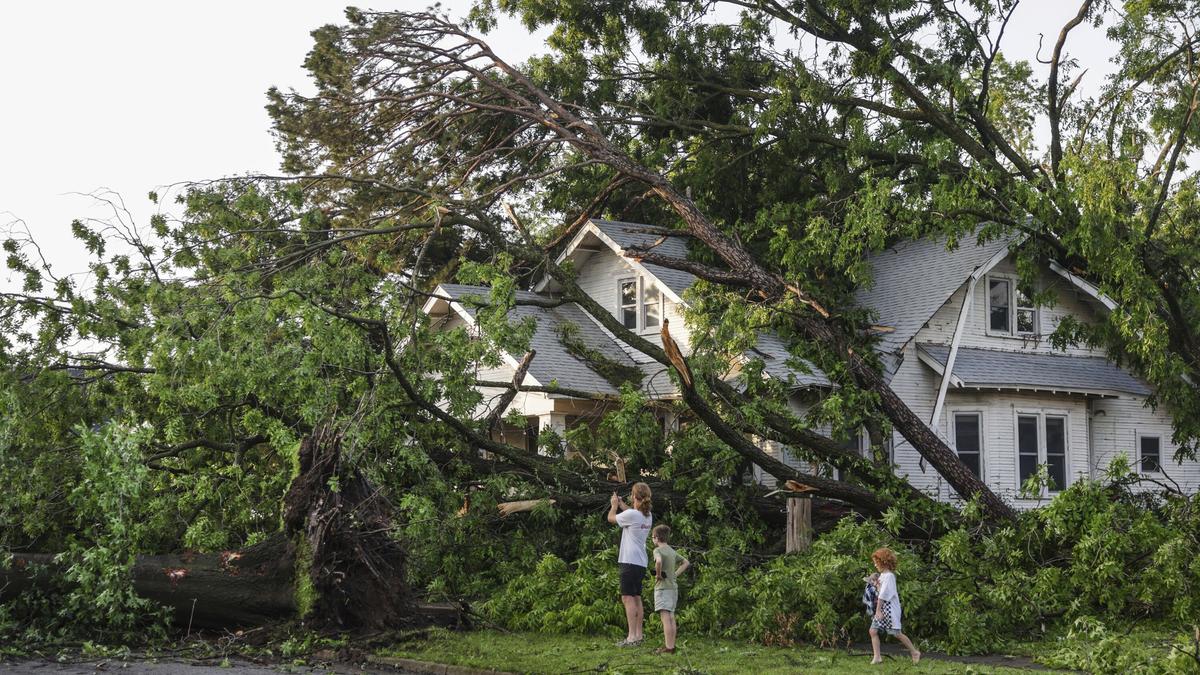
[608,482,653,647]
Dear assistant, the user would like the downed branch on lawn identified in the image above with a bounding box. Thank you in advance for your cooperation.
[0,425,467,631]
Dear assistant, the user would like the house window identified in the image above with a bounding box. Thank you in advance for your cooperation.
[617,277,663,332]
[988,279,1010,332]
[619,278,638,329]
[953,412,982,479]
[832,431,863,480]
[1045,416,1067,490]
[1017,414,1038,486]
[833,431,893,480]
[1016,285,1037,334]
[987,276,1038,336]
[1017,413,1068,494]
[1139,435,1162,473]
[524,417,540,454]
[642,283,661,329]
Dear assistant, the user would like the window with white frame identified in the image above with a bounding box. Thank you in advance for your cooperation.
[619,278,638,329]
[953,412,983,479]
[1138,434,1162,473]
[1015,285,1037,334]
[617,276,663,332]
[986,275,1038,336]
[642,283,661,329]
[1017,413,1068,493]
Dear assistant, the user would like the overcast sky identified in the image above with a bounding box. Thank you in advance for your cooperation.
[0,1,544,289]
[0,2,1114,290]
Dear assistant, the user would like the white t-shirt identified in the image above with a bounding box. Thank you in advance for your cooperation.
[878,571,902,630]
[616,508,653,567]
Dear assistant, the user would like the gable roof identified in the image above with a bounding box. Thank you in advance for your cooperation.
[856,227,1018,358]
[548,219,830,391]
[917,343,1152,397]
[588,220,697,300]
[431,283,639,397]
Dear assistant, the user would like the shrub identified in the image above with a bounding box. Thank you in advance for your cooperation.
[479,461,1200,659]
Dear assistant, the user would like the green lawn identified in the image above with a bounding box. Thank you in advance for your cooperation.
[381,629,1053,674]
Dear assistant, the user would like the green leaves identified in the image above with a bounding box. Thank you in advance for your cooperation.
[55,424,169,642]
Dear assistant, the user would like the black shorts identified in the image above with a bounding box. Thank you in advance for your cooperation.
[618,563,646,596]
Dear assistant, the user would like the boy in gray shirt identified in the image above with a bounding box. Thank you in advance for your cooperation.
[651,524,690,654]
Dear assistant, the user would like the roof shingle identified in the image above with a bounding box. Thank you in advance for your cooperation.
[857,228,1017,359]
[437,284,636,396]
[590,219,698,299]
[917,343,1152,396]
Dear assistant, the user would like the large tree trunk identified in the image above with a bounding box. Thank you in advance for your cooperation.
[133,534,297,627]
[0,425,449,631]
[281,424,413,630]
[0,537,296,628]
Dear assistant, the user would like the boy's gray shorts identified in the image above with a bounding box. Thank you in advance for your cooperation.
[654,588,678,613]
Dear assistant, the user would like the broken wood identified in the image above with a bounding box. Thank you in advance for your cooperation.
[784,479,819,494]
[497,499,556,517]
[660,319,693,388]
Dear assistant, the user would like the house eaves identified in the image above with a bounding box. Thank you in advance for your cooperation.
[917,343,1152,398]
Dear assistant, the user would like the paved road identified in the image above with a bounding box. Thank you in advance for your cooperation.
[0,658,410,674]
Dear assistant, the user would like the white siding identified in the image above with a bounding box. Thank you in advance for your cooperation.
[890,277,1200,503]
[938,391,1089,506]
[573,246,692,357]
[884,254,1197,506]
[920,257,1105,357]
[886,384,1092,507]
[886,343,942,494]
[1091,395,1200,493]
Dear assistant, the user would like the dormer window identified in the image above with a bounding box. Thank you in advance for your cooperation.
[642,284,661,329]
[986,276,1038,336]
[618,277,663,332]
[988,278,1010,332]
[620,279,638,328]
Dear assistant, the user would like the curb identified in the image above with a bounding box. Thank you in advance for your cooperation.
[367,654,518,675]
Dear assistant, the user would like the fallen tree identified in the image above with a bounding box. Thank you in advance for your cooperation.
[0,426,463,631]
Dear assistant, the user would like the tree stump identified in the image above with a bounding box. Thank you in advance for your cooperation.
[785,497,813,553]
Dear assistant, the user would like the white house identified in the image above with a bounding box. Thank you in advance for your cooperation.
[422,219,1200,505]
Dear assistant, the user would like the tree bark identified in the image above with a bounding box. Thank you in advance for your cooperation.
[0,538,295,628]
[0,426,461,631]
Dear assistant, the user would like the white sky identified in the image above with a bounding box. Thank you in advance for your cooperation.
[0,1,1115,290]
[0,0,546,290]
